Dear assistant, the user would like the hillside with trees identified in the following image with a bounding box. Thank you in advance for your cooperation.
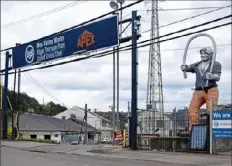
[2,87,67,116]
[2,87,128,128]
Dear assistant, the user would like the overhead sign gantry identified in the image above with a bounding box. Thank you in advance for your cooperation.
[12,15,119,69]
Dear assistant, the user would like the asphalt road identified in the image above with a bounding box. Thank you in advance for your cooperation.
[1,146,190,166]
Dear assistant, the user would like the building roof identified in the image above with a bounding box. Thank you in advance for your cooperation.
[54,106,111,123]
[19,113,100,133]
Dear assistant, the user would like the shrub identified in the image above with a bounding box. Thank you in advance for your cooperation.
[16,138,60,144]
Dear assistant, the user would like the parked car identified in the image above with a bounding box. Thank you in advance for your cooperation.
[101,138,112,144]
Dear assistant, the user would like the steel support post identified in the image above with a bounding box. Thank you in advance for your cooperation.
[130,10,138,150]
[2,51,10,139]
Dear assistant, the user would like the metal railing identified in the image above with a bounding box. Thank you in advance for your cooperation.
[137,109,210,153]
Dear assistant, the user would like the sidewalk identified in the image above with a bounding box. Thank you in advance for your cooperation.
[1,141,231,166]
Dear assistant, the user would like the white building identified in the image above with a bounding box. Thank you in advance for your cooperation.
[137,110,173,136]
[54,106,113,140]
[18,113,100,143]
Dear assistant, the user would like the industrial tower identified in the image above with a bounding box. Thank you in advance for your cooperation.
[146,0,164,134]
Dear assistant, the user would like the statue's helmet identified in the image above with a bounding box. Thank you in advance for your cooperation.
[200,47,213,61]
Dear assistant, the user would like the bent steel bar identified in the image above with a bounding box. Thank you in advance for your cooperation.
[182,33,217,87]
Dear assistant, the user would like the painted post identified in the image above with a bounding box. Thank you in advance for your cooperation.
[209,99,213,154]
[2,51,10,139]
[130,10,138,150]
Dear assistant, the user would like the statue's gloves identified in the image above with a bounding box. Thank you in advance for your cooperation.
[205,72,221,81]
[180,65,189,71]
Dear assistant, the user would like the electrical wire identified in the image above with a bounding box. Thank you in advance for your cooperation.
[2,19,231,75]
[119,43,231,53]
[25,72,66,106]
[1,15,231,74]
[98,21,232,58]
[1,1,87,29]
[1,14,231,74]
[1,0,144,52]
[94,14,232,58]
[140,4,232,34]
[138,6,232,12]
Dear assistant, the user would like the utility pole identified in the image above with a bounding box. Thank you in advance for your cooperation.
[109,0,125,130]
[16,69,21,133]
[2,51,10,139]
[109,105,115,132]
[146,0,164,135]
[0,47,2,138]
[127,101,130,146]
[84,103,88,145]
[113,47,116,130]
[173,107,177,136]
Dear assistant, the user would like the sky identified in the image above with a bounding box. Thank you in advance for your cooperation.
[1,1,231,113]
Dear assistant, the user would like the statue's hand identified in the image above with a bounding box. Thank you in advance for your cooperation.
[181,65,188,71]
[205,72,213,80]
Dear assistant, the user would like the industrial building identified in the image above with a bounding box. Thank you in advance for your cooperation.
[18,113,100,143]
[54,106,113,140]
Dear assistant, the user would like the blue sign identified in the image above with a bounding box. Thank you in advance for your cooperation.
[212,110,232,139]
[12,15,119,69]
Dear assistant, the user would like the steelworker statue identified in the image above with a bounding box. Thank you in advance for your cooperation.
[181,47,222,133]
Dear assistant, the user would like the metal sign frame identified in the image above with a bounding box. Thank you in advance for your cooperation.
[12,15,119,69]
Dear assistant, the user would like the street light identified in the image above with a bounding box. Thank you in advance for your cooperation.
[109,1,119,10]
[110,0,125,131]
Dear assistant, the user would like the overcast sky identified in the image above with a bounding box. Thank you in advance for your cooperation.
[1,1,231,113]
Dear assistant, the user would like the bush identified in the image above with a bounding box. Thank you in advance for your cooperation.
[16,138,60,144]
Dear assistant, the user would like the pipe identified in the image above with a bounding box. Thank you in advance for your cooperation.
[182,33,217,87]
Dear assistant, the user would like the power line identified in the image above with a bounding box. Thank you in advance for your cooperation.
[94,14,232,58]
[5,22,232,75]
[1,0,144,52]
[113,22,232,56]
[25,72,65,106]
[1,1,87,29]
[141,4,231,34]
[1,14,231,74]
[138,6,231,12]
[123,43,231,53]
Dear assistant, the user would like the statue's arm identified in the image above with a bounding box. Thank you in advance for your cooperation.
[206,62,221,81]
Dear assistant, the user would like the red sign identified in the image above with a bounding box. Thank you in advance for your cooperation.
[113,130,123,141]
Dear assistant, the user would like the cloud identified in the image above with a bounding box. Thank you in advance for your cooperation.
[1,1,231,113]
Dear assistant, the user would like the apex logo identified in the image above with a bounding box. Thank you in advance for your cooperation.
[77,30,95,48]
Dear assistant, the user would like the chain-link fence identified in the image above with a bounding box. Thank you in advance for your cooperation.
[136,108,211,153]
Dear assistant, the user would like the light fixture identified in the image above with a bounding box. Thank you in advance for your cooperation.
[117,0,125,4]
[109,1,119,10]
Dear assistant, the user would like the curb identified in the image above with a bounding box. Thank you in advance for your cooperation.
[2,144,230,166]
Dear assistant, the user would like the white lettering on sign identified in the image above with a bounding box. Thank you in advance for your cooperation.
[213,113,221,118]
[222,113,231,118]
[54,36,64,44]
[35,35,65,62]
[43,39,53,46]
[37,42,43,48]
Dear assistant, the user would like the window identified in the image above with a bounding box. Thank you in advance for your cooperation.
[54,134,58,137]
[30,135,37,139]
[102,121,108,127]
[44,135,51,140]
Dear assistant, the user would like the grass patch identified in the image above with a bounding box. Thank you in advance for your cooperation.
[16,138,60,144]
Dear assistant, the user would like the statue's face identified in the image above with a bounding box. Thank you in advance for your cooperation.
[200,50,212,62]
